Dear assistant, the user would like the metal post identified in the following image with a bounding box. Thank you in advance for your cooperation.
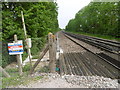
[19,54,22,64]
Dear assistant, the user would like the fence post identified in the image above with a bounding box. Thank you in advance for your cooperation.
[14,34,23,75]
[48,33,56,73]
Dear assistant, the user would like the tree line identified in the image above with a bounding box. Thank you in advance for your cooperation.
[65,2,119,38]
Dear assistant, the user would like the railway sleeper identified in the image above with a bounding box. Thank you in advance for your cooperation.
[65,53,76,75]
[73,53,90,76]
[80,52,106,77]
[67,53,83,76]
[86,52,119,79]
[75,53,93,76]
[59,54,65,75]
[81,52,116,78]
[64,53,73,75]
[77,53,106,77]
[72,53,87,76]
[97,53,120,69]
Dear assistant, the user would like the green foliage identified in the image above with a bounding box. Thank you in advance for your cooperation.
[2,63,44,88]
[2,42,16,68]
[2,70,43,88]
[32,55,39,59]
[23,64,30,72]
[2,2,58,41]
[22,51,28,61]
[0,32,2,41]
[2,9,24,41]
[68,30,120,41]
[2,2,59,67]
[34,76,43,81]
[6,68,18,73]
[2,75,21,88]
[31,37,46,56]
[66,2,119,38]
[39,66,49,73]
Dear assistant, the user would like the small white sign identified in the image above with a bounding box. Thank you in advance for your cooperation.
[26,38,32,48]
[8,40,23,55]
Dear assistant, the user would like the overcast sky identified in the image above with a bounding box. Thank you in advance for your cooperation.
[57,0,91,29]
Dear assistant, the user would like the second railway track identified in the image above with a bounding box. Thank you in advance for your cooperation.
[62,31,120,69]
[58,31,120,80]
[63,31,120,54]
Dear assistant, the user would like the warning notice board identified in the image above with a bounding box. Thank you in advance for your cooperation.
[8,40,23,55]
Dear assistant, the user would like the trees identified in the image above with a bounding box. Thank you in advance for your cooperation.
[65,2,119,38]
[2,2,59,67]
[2,2,58,41]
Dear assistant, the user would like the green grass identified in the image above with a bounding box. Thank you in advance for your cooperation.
[32,55,39,59]
[2,72,26,88]
[22,51,28,61]
[38,66,50,73]
[2,73,43,88]
[67,31,120,41]
[34,76,43,81]
[2,64,43,88]
[23,64,31,72]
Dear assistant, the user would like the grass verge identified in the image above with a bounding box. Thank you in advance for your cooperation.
[2,64,43,88]
[66,31,120,41]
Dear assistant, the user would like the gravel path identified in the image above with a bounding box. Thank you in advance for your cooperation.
[58,32,86,53]
[58,31,103,53]
[65,33,102,53]
[13,73,118,88]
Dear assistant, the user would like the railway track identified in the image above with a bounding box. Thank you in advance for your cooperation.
[59,31,120,79]
[62,31,120,69]
[63,31,120,54]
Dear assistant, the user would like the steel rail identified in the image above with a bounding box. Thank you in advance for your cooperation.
[62,31,120,70]
[63,31,120,54]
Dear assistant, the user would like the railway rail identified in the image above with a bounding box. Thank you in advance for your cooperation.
[62,31,120,69]
[63,31,120,54]
[59,31,120,80]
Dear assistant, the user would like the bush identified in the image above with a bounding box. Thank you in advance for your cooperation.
[2,42,16,68]
[31,37,46,56]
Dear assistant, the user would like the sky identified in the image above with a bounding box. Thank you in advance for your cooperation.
[57,0,91,29]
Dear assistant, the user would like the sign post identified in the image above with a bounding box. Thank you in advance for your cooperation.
[8,35,23,75]
[14,35,23,75]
